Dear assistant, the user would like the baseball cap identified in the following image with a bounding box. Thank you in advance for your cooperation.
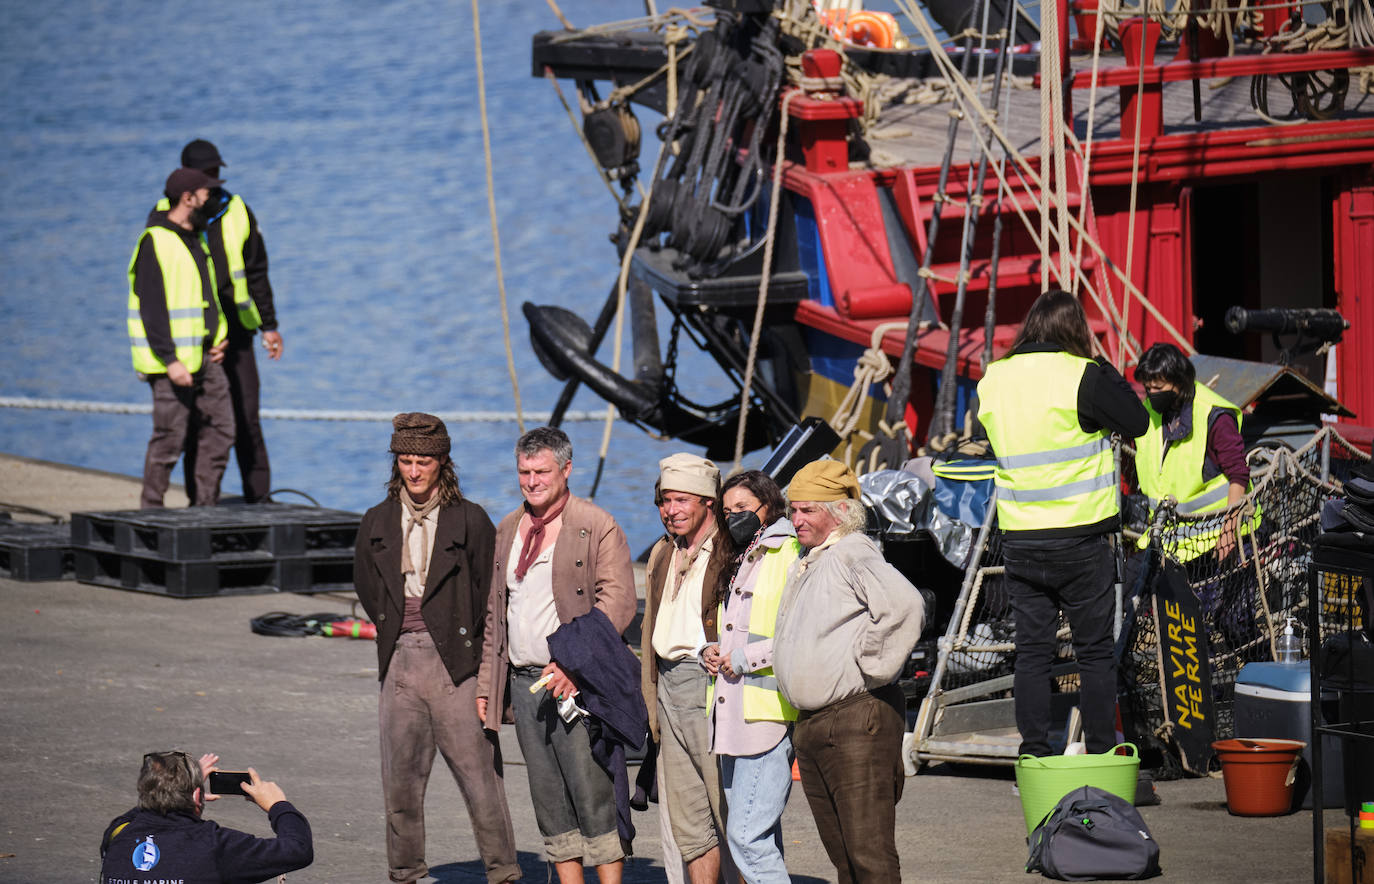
[164,167,225,201]
[181,139,226,171]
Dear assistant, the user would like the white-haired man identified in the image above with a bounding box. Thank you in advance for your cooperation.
[773,459,924,884]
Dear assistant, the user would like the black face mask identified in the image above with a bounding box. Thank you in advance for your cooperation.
[193,189,224,226]
[1147,390,1181,415]
[726,510,763,547]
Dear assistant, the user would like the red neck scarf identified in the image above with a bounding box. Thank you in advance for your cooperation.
[514,494,569,580]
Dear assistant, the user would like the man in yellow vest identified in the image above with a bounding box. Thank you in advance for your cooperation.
[153,139,282,503]
[976,290,1148,758]
[1134,342,1256,563]
[129,167,236,508]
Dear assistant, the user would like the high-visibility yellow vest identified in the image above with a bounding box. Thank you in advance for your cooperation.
[127,227,225,374]
[977,351,1119,532]
[706,535,801,723]
[1135,382,1261,562]
[155,193,261,330]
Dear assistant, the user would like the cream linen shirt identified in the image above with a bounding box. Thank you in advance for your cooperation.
[505,529,562,667]
[651,535,713,662]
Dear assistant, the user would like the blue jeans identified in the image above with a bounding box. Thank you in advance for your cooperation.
[719,733,793,884]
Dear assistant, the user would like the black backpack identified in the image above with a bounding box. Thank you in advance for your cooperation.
[1026,785,1162,881]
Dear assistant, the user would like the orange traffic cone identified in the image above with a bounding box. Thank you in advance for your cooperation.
[791,760,801,781]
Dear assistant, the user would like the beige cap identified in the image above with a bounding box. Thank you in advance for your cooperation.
[658,452,720,498]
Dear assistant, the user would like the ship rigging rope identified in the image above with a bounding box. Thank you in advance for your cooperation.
[544,7,715,42]
[892,2,1130,360]
[1064,8,1147,365]
[472,0,526,435]
[543,0,574,30]
[0,396,603,423]
[590,123,675,497]
[1039,0,1073,291]
[1122,24,1151,360]
[894,0,1198,355]
[732,88,799,470]
[1074,2,1109,301]
[1095,0,1236,45]
[830,322,906,442]
[542,67,640,214]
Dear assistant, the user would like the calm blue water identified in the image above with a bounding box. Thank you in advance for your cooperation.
[0,0,739,551]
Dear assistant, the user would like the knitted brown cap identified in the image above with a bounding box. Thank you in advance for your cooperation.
[390,412,450,456]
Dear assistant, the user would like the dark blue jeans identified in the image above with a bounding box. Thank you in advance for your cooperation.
[1003,534,1118,756]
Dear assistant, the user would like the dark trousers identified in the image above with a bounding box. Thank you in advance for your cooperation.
[379,633,520,884]
[141,361,235,508]
[185,335,270,502]
[1003,533,1118,756]
[793,685,905,884]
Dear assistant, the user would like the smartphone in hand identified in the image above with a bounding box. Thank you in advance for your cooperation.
[208,770,252,796]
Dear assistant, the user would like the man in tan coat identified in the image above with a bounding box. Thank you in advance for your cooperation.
[476,426,636,884]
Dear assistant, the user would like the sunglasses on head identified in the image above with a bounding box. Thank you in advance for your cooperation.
[144,750,195,780]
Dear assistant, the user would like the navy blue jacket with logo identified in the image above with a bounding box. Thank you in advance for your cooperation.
[98,801,312,884]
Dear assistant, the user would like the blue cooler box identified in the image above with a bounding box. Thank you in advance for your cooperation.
[1233,661,1344,809]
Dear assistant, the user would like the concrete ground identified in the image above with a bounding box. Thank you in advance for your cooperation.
[0,453,1321,883]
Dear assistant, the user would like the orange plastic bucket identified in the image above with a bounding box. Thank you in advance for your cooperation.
[1211,738,1306,816]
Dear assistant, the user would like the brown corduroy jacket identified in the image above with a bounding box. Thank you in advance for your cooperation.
[641,532,724,741]
[476,494,636,731]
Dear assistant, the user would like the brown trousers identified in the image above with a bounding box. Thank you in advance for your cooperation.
[183,335,271,503]
[793,684,906,884]
[140,361,235,508]
[380,632,519,884]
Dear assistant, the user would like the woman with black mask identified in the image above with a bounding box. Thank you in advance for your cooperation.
[699,470,800,883]
[1134,342,1256,564]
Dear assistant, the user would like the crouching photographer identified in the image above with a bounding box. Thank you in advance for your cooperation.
[99,750,313,884]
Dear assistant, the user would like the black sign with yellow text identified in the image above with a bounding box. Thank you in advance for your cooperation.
[1152,558,1216,774]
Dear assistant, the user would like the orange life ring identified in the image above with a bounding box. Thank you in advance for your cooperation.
[817,7,849,42]
[845,11,898,49]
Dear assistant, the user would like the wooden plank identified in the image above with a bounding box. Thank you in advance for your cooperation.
[1324,826,1374,884]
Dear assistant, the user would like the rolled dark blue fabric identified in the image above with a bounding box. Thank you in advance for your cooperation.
[548,607,649,844]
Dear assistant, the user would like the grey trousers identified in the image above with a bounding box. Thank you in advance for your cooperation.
[510,666,624,866]
[140,361,234,508]
[379,632,520,884]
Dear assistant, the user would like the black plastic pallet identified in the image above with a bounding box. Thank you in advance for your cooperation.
[0,523,73,582]
[74,548,355,598]
[70,504,360,561]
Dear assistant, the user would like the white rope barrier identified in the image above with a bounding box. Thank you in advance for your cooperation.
[0,396,602,424]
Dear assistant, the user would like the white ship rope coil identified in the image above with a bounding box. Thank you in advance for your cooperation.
[0,396,602,423]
